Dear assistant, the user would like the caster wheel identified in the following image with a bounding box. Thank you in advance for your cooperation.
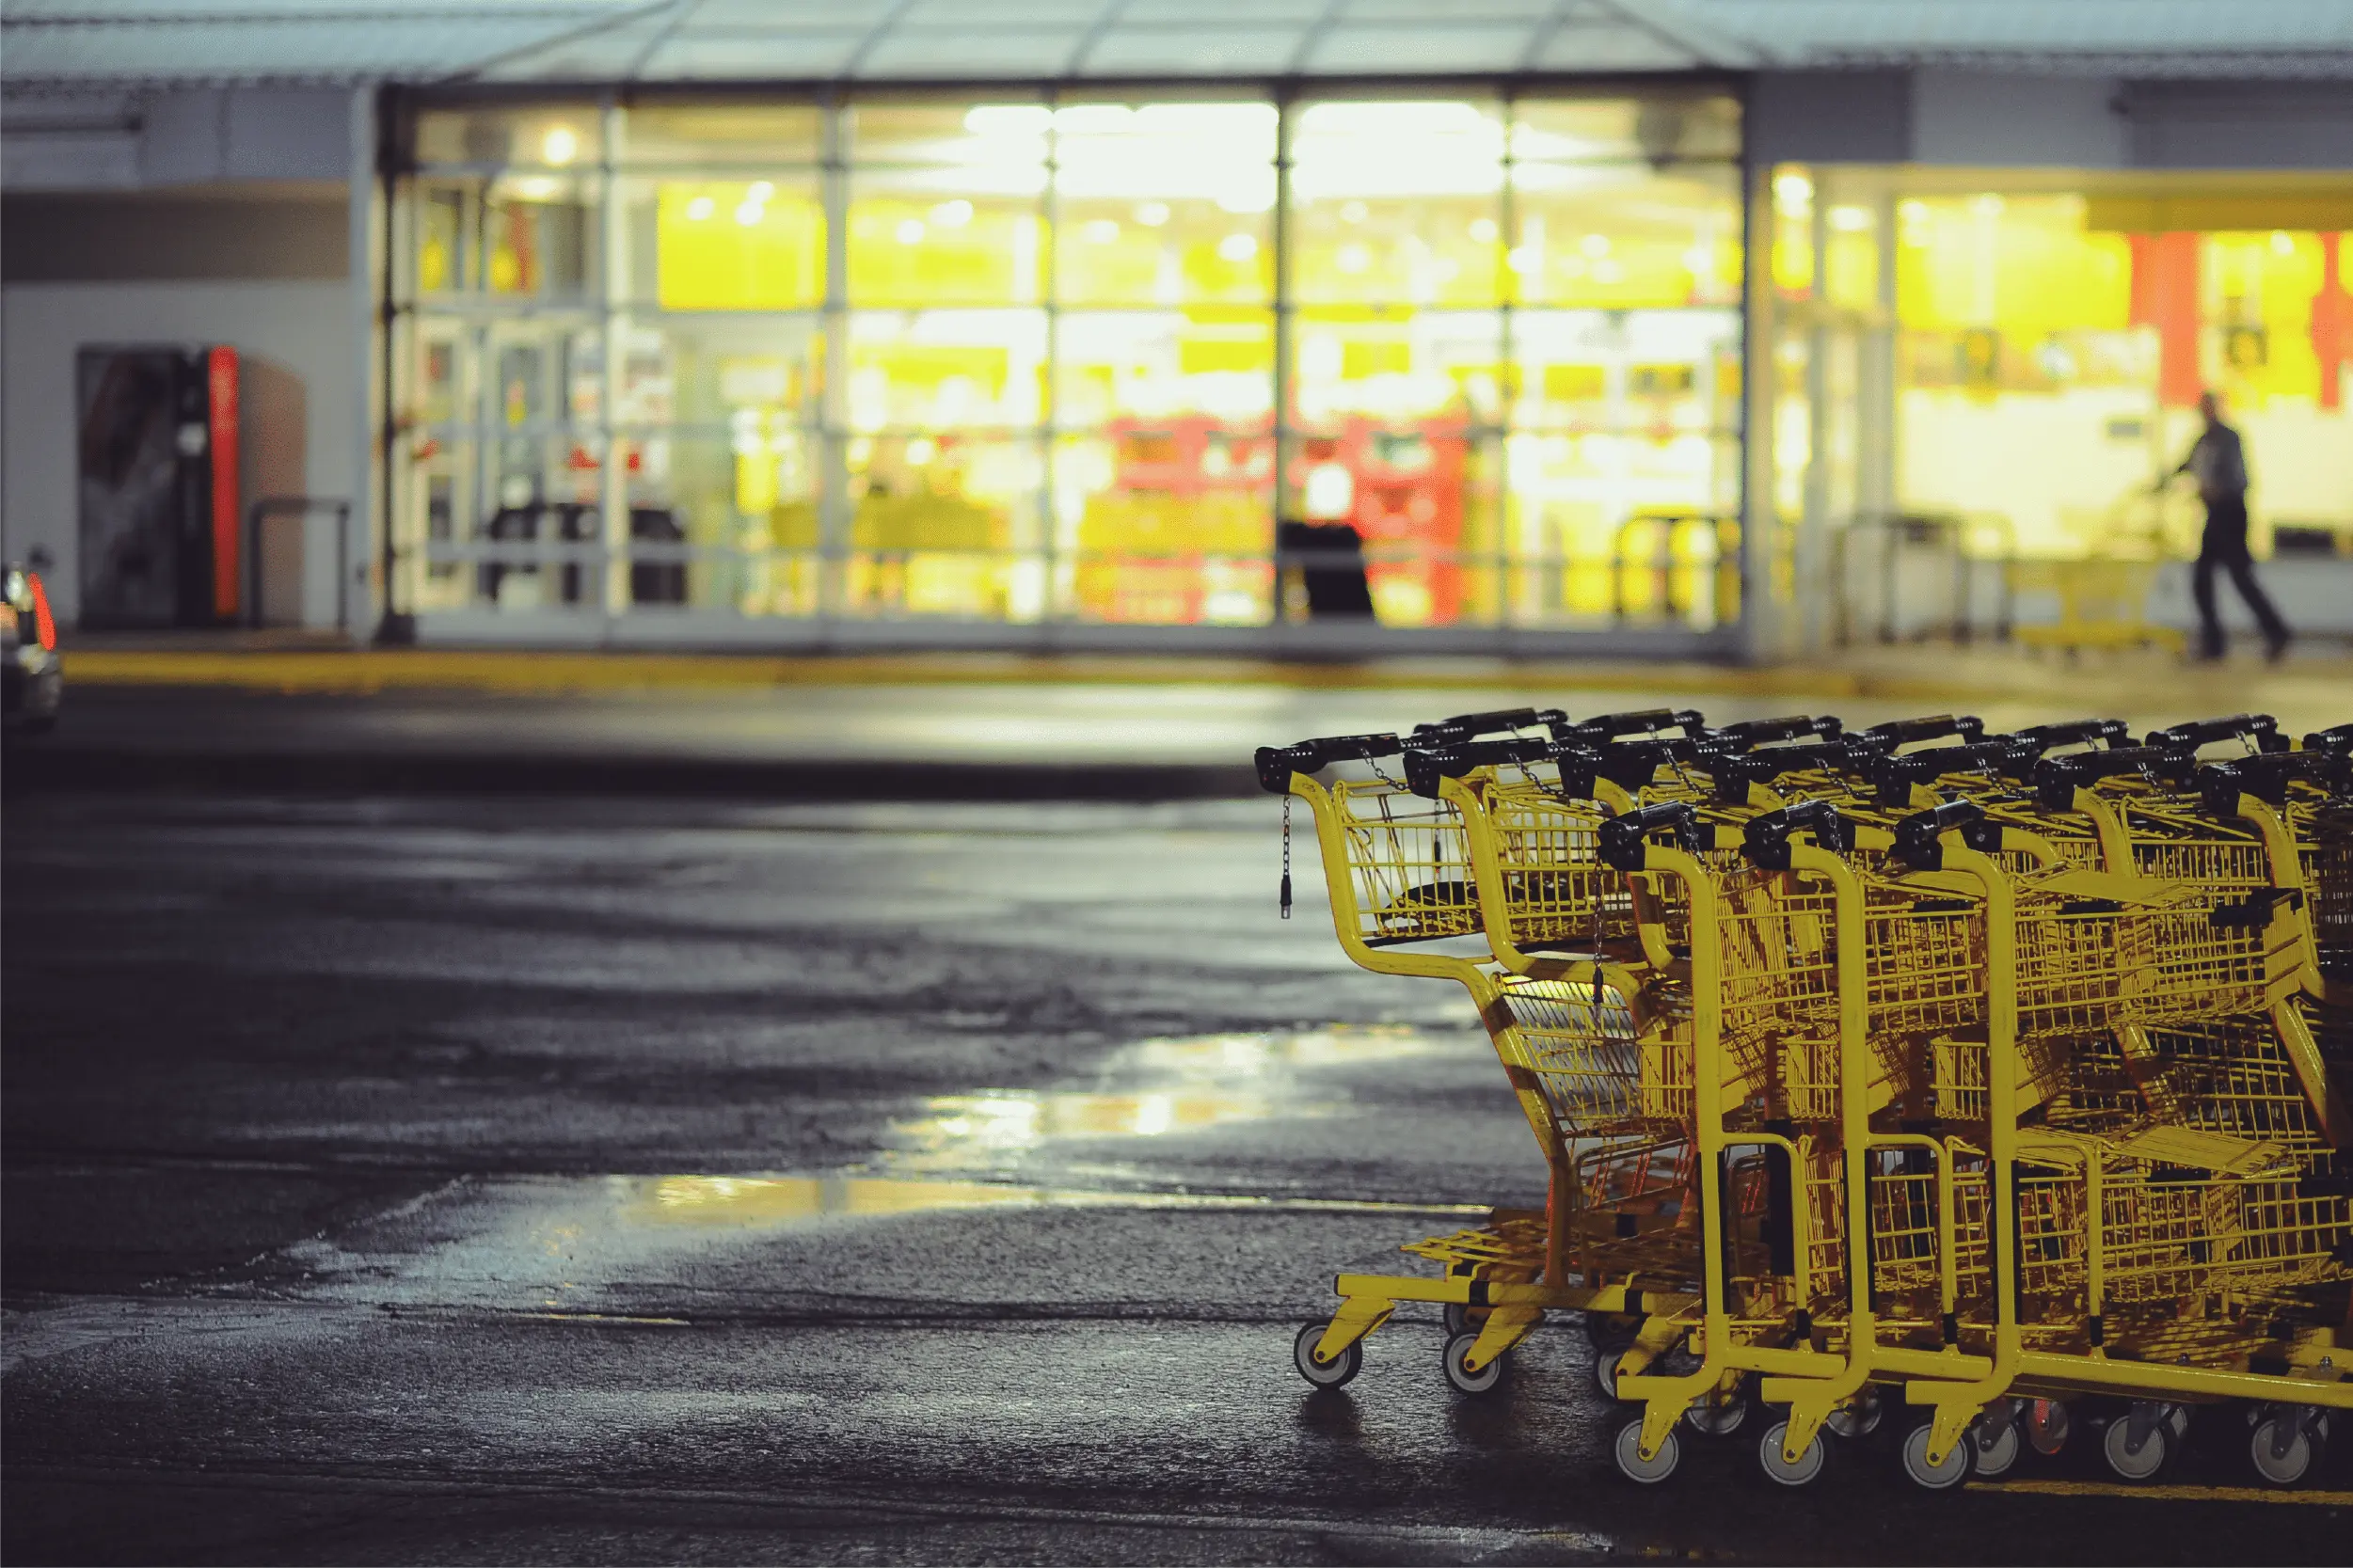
[1825,1387,1885,1441]
[1614,1416,1680,1484]
[1441,1331,1506,1396]
[1442,1301,1489,1338]
[1685,1390,1750,1437]
[1970,1413,2022,1478]
[1900,1419,1970,1491]
[1593,1344,1627,1401]
[1293,1322,1360,1389]
[2023,1399,2070,1457]
[2102,1405,2173,1482]
[2249,1411,2323,1488]
[1757,1419,1827,1487]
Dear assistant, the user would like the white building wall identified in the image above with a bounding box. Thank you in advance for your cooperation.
[1,279,358,628]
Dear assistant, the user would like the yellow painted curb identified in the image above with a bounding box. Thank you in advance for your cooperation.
[62,648,2007,705]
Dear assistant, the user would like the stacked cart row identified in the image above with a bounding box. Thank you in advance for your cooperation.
[1258,708,2352,1489]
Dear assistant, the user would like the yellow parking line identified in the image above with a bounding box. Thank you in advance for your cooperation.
[1981,1477,2353,1506]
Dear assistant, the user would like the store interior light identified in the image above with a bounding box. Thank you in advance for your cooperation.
[1469,216,1499,244]
[906,437,937,465]
[1580,233,1610,258]
[1827,205,1870,232]
[964,104,1053,135]
[1216,232,1258,263]
[1506,245,1538,274]
[1773,171,1812,213]
[930,198,975,228]
[897,217,926,244]
[748,180,775,202]
[1336,243,1371,274]
[735,198,763,227]
[513,175,560,201]
[1135,201,1170,228]
[1341,200,1368,224]
[686,195,715,221]
[542,125,578,166]
[2271,230,2296,256]
[1216,173,1277,214]
[1082,218,1120,245]
[1972,193,2004,218]
[1055,104,1134,134]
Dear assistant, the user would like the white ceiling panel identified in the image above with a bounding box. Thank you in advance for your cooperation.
[857,25,1090,76]
[1306,23,1538,73]
[638,30,871,78]
[1077,25,1311,75]
[1529,22,1704,71]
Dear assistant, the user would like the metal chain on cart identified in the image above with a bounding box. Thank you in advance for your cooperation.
[1280,795,1293,919]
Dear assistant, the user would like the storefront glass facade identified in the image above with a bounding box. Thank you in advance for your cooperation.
[388,89,1745,640]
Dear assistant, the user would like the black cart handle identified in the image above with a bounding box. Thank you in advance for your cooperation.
[1253,733,1403,794]
[2142,714,2283,753]
[1742,800,1857,870]
[2012,718,2131,752]
[1403,736,1557,798]
[2031,746,2171,811]
[1410,706,1572,745]
[2198,752,2353,816]
[1870,738,2033,806]
[1705,740,1868,803]
[1598,802,1703,871]
[2300,723,2353,757]
[1892,800,1988,870]
[1856,714,1986,752]
[1564,708,1709,743]
[1712,714,1844,751]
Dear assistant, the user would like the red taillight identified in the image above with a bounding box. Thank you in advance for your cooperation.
[27,572,56,651]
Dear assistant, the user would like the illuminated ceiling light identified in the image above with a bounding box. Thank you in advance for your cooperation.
[1682,244,1713,273]
[1580,232,1610,258]
[1592,259,1624,284]
[1505,245,1538,274]
[1216,232,1258,263]
[541,125,578,166]
[685,195,715,221]
[1055,104,1133,134]
[1469,216,1499,244]
[1971,193,2004,217]
[906,436,937,466]
[748,180,775,202]
[1216,172,1277,214]
[735,199,763,226]
[1336,243,1371,274]
[897,217,926,244]
[1828,205,1870,232]
[2271,230,2296,256]
[1341,199,1368,224]
[513,175,560,201]
[965,104,1052,135]
[930,198,975,228]
[1083,218,1120,245]
[1773,170,1812,211]
[1135,201,1170,228]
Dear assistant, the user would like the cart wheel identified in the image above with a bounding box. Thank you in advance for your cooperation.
[1442,1301,1489,1338]
[1614,1416,1680,1484]
[1825,1387,1885,1441]
[1900,1419,1970,1491]
[1757,1419,1827,1487]
[1293,1322,1361,1390]
[1970,1413,2022,1478]
[2249,1411,2323,1488]
[1441,1331,1507,1396]
[1684,1390,1750,1437]
[2101,1406,2172,1482]
[2023,1399,2070,1457]
[1592,1344,1627,1401]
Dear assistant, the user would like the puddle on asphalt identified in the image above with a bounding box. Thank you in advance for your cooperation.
[628,1174,1051,1227]
[884,1025,1453,1175]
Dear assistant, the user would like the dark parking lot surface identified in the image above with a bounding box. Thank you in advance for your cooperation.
[6,754,2350,1562]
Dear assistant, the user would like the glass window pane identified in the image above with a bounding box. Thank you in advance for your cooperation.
[622,102,822,166]
[846,435,1042,621]
[1510,94,1741,165]
[417,104,603,169]
[1056,101,1276,307]
[1057,425,1274,627]
[849,309,1046,432]
[851,101,1049,166]
[628,316,821,435]
[1509,161,1741,309]
[1057,309,1274,426]
[625,434,822,616]
[623,174,825,310]
[1291,99,1503,309]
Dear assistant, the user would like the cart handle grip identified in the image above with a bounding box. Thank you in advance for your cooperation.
[2198,752,2353,816]
[2299,722,2353,757]
[1704,739,1868,802]
[1253,732,1402,794]
[1410,706,1571,745]
[1403,736,1557,798]
[2011,718,2131,752]
[2031,746,2174,811]
[1711,714,1844,751]
[1741,800,1856,870]
[1892,799,1988,870]
[1869,738,2035,805]
[1856,714,1985,752]
[1562,707,1709,744]
[2142,714,2284,753]
[1598,802,1702,871]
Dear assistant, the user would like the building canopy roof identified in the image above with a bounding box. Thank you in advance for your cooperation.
[4,0,2349,91]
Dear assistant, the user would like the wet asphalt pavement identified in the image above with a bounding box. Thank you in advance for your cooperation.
[6,688,2352,1564]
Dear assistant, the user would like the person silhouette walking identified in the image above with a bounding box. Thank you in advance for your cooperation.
[2166,389,2289,662]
